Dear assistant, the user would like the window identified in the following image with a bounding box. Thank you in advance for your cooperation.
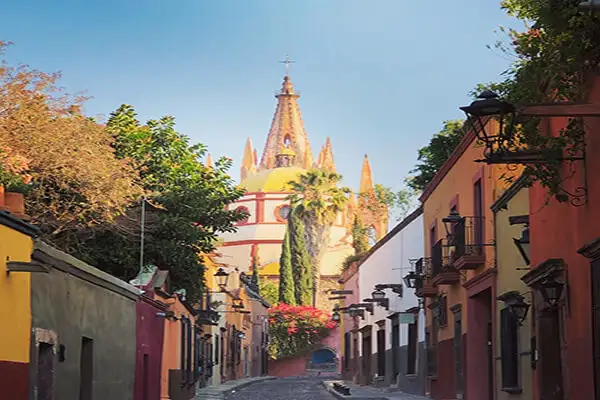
[439,296,448,327]
[278,205,291,220]
[473,179,483,246]
[407,319,418,375]
[37,342,54,400]
[344,332,351,371]
[500,307,520,391]
[426,323,438,377]
[79,337,93,400]
[377,328,386,377]
[454,309,464,395]
[283,135,291,148]
[392,320,400,378]
[215,334,220,365]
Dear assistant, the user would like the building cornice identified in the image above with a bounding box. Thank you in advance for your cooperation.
[0,211,39,237]
[490,175,530,213]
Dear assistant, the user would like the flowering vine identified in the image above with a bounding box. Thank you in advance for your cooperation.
[267,303,337,360]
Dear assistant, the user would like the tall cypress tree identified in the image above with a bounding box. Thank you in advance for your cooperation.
[278,228,296,305]
[251,255,260,295]
[289,208,313,305]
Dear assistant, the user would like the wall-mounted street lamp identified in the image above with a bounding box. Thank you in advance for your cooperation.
[374,283,403,296]
[538,278,565,309]
[498,291,530,326]
[332,311,341,322]
[513,226,531,266]
[232,298,244,309]
[403,271,420,289]
[214,268,229,288]
[371,289,386,300]
[442,209,463,237]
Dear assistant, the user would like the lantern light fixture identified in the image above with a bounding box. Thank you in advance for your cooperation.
[539,278,564,308]
[371,289,386,300]
[498,291,530,326]
[403,271,419,288]
[332,311,341,322]
[513,226,531,266]
[442,209,463,236]
[214,268,229,287]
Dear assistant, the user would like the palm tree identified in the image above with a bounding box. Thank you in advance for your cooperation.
[287,169,350,306]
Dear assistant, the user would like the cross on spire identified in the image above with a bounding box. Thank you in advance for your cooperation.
[279,55,295,76]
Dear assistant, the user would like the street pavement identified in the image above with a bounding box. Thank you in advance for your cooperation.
[226,377,335,400]
[224,377,430,400]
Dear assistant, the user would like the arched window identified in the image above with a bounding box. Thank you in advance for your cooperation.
[368,226,377,246]
[274,205,291,222]
[283,135,291,148]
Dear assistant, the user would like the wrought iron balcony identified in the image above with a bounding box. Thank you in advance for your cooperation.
[414,257,438,298]
[447,216,486,270]
[430,239,460,286]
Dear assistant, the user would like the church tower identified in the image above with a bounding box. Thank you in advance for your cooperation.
[218,65,387,312]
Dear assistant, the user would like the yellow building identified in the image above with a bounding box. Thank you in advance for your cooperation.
[491,176,532,400]
[0,200,39,399]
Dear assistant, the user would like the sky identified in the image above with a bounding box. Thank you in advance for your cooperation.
[1,0,522,192]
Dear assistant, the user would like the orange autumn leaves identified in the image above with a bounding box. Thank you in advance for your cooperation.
[0,41,140,235]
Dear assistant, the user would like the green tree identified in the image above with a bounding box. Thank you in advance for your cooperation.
[259,277,278,305]
[79,105,247,302]
[251,256,260,294]
[351,216,369,256]
[406,120,466,192]
[288,208,313,305]
[278,228,296,305]
[287,169,350,306]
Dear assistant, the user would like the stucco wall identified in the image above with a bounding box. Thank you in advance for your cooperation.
[135,298,165,400]
[494,185,532,400]
[30,259,137,400]
[0,223,35,400]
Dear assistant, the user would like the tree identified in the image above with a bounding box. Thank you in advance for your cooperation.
[80,105,247,302]
[288,208,313,306]
[259,277,278,305]
[406,120,466,192]
[0,42,141,251]
[287,169,350,306]
[251,256,260,294]
[351,215,369,256]
[278,228,296,305]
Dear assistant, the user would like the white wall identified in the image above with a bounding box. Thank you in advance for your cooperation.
[357,212,425,356]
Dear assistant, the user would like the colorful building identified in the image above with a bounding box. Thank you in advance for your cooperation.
[418,120,513,400]
[0,193,38,400]
[490,176,532,400]
[520,76,600,400]
[217,72,386,313]
[341,207,425,394]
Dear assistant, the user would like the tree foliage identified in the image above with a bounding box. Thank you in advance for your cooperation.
[259,277,279,306]
[287,169,350,306]
[268,304,337,360]
[288,208,313,306]
[405,120,466,192]
[251,256,260,294]
[0,41,141,248]
[475,1,600,201]
[78,104,247,302]
[278,228,296,305]
[351,215,369,256]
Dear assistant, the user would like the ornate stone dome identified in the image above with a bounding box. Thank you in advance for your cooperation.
[241,166,305,192]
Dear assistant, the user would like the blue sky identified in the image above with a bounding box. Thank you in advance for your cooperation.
[1,0,522,192]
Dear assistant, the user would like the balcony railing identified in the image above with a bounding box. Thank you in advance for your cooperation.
[447,216,486,270]
[431,239,460,285]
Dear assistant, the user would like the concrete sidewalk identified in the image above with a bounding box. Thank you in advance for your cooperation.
[322,380,429,400]
[195,376,275,400]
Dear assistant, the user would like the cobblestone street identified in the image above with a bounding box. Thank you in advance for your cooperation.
[226,378,334,400]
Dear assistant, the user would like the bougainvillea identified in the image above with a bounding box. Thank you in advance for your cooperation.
[267,303,337,360]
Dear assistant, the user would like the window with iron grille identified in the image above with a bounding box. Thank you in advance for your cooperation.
[500,307,520,391]
[407,319,418,375]
[215,334,219,365]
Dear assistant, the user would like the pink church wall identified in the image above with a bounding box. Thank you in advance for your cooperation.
[268,327,342,377]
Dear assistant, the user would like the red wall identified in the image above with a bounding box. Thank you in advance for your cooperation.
[0,360,28,400]
[134,298,165,400]
[528,76,600,400]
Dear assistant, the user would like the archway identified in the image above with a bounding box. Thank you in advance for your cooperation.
[309,348,337,371]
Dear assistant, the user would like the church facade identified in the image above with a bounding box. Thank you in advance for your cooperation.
[217,73,387,311]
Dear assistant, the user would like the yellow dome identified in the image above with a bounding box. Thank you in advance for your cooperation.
[241,167,305,192]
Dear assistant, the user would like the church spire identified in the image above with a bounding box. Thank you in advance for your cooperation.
[205,153,213,169]
[241,137,257,181]
[317,137,336,172]
[359,154,374,193]
[259,71,314,170]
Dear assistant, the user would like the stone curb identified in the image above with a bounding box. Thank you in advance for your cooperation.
[195,376,276,399]
[321,380,387,400]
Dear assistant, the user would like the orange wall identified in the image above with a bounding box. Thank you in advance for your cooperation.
[422,121,515,341]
